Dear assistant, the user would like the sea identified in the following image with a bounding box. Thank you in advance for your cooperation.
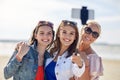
[0,40,120,60]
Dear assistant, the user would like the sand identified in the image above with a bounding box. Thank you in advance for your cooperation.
[0,55,120,80]
[0,56,13,80]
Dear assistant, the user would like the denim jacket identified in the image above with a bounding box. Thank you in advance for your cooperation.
[4,42,51,80]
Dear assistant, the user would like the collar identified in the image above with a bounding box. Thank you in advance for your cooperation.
[31,41,37,50]
[53,50,68,58]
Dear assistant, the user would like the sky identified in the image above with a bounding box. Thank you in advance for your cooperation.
[0,0,120,44]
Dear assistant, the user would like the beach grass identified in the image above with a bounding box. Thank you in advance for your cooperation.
[0,55,120,80]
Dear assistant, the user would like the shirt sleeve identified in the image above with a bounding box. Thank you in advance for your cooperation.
[4,50,22,79]
[72,60,85,77]
[89,55,104,80]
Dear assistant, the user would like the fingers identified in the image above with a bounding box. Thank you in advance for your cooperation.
[72,49,80,56]
[15,42,23,50]
[17,42,29,53]
[72,53,80,62]
[16,42,29,61]
[72,52,76,56]
[72,51,81,64]
[77,53,80,56]
[20,42,30,51]
[72,52,80,57]
[17,41,23,46]
[20,42,29,47]
[17,42,29,56]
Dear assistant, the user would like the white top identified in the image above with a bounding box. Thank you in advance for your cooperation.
[45,51,85,80]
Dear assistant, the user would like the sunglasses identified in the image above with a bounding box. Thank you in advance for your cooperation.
[62,20,77,27]
[38,21,53,29]
[84,27,99,38]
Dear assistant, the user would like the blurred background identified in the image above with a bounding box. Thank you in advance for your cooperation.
[0,0,120,80]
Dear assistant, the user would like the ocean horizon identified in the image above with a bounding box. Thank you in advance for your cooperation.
[0,40,120,60]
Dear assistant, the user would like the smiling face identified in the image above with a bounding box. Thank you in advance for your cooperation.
[50,20,79,57]
[35,26,53,47]
[81,23,101,45]
[59,26,76,48]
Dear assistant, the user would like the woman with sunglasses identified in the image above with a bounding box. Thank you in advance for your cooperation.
[45,20,85,80]
[73,20,104,80]
[4,21,54,80]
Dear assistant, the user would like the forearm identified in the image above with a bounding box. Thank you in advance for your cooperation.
[91,76,99,80]
[4,55,22,79]
[72,61,85,77]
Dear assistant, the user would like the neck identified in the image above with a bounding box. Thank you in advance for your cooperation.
[59,45,69,55]
[79,42,93,55]
[79,41,91,50]
[54,45,68,61]
[37,44,47,56]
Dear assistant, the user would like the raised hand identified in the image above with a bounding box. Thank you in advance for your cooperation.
[15,42,23,50]
[16,42,30,61]
[71,50,83,68]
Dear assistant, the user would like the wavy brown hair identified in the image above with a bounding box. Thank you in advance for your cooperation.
[50,20,79,58]
[29,21,55,50]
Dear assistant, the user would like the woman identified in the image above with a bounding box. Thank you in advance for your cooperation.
[45,20,85,80]
[4,21,54,80]
[74,20,104,80]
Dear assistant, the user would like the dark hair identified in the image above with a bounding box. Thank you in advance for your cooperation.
[50,20,79,58]
[29,21,55,49]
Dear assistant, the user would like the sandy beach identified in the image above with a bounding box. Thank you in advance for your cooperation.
[0,55,120,80]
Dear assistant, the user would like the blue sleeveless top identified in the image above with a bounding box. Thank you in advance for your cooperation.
[45,60,57,80]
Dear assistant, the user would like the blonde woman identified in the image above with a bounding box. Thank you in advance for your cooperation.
[71,20,104,80]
